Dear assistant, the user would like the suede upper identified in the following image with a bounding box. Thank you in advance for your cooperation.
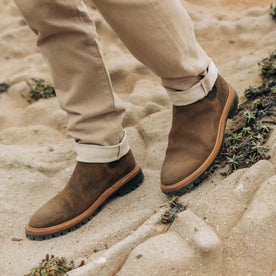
[161,75,231,187]
[28,150,136,228]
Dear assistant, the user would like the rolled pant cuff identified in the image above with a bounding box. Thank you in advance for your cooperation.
[75,130,130,163]
[166,61,218,106]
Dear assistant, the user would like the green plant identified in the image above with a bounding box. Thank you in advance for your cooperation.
[270,4,276,20]
[259,123,270,133]
[248,153,257,162]
[252,99,261,108]
[243,110,256,123]
[237,103,243,110]
[25,255,73,276]
[29,79,56,100]
[230,133,242,144]
[241,127,251,136]
[258,50,276,78]
[226,155,239,170]
[243,86,259,98]
[251,142,268,155]
[254,133,263,141]
[214,51,275,176]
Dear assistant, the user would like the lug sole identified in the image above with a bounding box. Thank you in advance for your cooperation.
[26,165,144,241]
[161,86,239,195]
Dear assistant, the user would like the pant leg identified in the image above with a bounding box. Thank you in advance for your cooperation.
[93,0,217,105]
[14,0,217,163]
[13,0,129,162]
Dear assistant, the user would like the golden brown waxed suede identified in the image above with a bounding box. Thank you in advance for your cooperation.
[26,150,142,239]
[160,75,238,193]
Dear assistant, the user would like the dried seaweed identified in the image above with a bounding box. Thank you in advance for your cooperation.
[29,79,56,100]
[161,197,188,224]
[25,254,84,276]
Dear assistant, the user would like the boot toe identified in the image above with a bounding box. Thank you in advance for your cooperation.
[28,210,47,228]
[28,203,59,229]
[27,194,73,229]
[161,158,202,186]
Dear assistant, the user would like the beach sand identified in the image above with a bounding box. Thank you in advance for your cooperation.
[0,0,275,275]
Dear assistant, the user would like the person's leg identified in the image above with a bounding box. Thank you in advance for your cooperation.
[14,0,128,158]
[14,0,143,240]
[93,0,238,193]
[14,0,238,239]
[93,0,214,99]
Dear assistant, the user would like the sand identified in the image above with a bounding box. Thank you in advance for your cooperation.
[0,0,275,275]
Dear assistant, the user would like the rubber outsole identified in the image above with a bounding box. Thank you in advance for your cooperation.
[161,90,239,196]
[26,169,144,241]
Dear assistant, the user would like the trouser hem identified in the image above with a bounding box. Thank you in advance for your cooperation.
[166,61,218,106]
[75,130,130,163]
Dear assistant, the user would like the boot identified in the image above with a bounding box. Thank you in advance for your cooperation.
[25,150,144,240]
[160,75,238,194]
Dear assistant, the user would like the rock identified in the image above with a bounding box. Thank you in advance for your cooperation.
[140,102,165,118]
[169,210,222,275]
[245,6,270,17]
[0,113,6,129]
[0,125,65,145]
[138,110,171,170]
[190,160,275,237]
[170,210,221,253]
[7,81,29,107]
[126,127,146,166]
[117,232,194,276]
[107,53,144,82]
[48,109,68,134]
[138,110,171,144]
[223,175,276,275]
[267,128,276,164]
[122,102,141,127]
[7,71,41,86]
[67,211,165,276]
[128,80,170,107]
[0,144,75,172]
[20,98,65,132]
[123,101,166,127]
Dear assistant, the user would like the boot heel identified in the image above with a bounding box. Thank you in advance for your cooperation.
[116,169,144,196]
[228,91,239,119]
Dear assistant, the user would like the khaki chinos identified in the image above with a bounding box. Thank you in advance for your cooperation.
[13,0,217,162]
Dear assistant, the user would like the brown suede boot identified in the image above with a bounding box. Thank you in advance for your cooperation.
[25,150,143,240]
[160,75,238,194]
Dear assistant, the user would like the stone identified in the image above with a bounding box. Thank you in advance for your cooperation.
[48,109,68,134]
[20,97,60,127]
[169,210,222,275]
[67,211,165,276]
[122,102,141,127]
[267,128,276,164]
[190,160,275,237]
[126,127,146,166]
[223,175,276,275]
[128,79,170,107]
[170,210,221,253]
[117,232,194,276]
[138,110,171,170]
[7,81,29,107]
[0,125,65,145]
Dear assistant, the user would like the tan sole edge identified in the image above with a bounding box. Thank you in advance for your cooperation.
[160,84,236,193]
[25,164,141,236]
